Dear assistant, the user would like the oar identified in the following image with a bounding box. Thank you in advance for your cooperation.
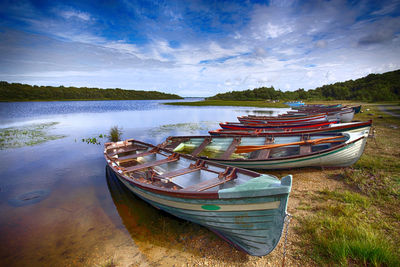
[235,136,344,154]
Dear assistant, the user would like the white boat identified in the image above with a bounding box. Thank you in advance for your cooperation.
[160,131,369,170]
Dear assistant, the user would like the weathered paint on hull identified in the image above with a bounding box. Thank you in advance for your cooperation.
[116,174,292,256]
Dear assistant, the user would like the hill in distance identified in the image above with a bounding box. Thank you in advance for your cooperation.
[207,69,400,102]
[0,81,183,101]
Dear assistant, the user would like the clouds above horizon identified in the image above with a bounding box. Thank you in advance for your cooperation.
[0,0,399,96]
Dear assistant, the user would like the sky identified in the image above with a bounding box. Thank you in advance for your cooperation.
[0,0,399,97]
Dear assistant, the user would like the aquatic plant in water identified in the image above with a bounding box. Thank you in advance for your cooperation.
[149,121,217,137]
[0,122,65,149]
[82,137,101,145]
[109,126,123,142]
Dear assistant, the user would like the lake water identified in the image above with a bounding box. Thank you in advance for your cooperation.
[0,99,289,266]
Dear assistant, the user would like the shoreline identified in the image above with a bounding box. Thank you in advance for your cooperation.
[0,98,184,103]
[163,99,290,108]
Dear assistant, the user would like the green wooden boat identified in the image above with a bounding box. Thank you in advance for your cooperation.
[160,131,369,170]
[104,139,292,256]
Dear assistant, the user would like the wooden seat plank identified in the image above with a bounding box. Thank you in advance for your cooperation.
[117,149,158,163]
[123,156,179,173]
[218,137,241,159]
[184,167,237,191]
[300,135,312,155]
[158,167,201,179]
[299,145,312,155]
[255,137,274,159]
[191,137,212,156]
[163,137,191,150]
[184,178,222,191]
[109,145,148,156]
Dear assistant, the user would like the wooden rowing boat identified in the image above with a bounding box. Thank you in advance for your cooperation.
[238,114,327,124]
[104,139,292,256]
[209,120,372,136]
[220,120,337,130]
[160,131,369,170]
[293,104,361,114]
[288,108,355,123]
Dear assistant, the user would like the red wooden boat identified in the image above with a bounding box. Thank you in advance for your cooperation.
[210,120,372,136]
[237,114,327,124]
[220,120,337,130]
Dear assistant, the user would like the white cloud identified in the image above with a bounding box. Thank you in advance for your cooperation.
[60,10,92,21]
[259,22,292,39]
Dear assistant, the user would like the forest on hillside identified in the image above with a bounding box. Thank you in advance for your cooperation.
[207,69,400,102]
[0,81,183,101]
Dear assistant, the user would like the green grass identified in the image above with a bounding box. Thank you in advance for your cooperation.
[354,153,400,172]
[340,168,400,201]
[163,100,289,108]
[318,189,371,209]
[298,190,400,266]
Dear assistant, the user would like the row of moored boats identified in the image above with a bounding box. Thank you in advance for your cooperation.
[104,103,371,256]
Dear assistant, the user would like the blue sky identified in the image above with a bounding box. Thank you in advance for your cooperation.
[0,0,399,96]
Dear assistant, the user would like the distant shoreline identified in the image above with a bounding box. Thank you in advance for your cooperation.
[0,98,184,103]
[163,100,289,108]
[0,81,183,102]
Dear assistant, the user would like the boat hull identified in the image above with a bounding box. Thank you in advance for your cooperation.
[111,169,292,256]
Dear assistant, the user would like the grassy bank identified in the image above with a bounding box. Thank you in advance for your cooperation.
[163,100,289,108]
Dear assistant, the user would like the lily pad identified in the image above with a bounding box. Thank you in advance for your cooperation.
[0,122,65,149]
[149,121,216,136]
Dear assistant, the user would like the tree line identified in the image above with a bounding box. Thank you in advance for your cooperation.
[0,81,183,101]
[207,69,400,101]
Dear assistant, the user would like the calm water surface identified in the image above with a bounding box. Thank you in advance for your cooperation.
[0,99,289,266]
